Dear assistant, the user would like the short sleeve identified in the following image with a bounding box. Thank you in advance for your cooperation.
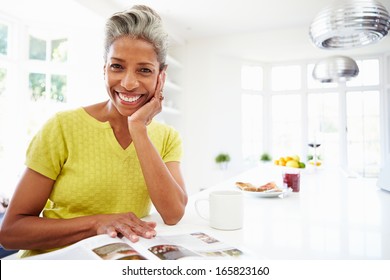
[162,127,182,163]
[25,114,68,180]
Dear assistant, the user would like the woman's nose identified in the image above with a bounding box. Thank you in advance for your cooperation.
[121,71,139,90]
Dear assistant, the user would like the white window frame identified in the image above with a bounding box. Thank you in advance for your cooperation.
[241,55,387,177]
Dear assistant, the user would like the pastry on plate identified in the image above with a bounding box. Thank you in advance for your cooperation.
[235,181,282,192]
[235,181,257,192]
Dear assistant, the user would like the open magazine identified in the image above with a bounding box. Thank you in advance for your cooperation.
[24,232,251,260]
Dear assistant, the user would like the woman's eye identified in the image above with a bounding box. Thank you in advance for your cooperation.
[110,64,123,70]
[139,68,152,74]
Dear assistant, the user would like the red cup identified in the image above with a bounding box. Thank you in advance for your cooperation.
[282,170,300,192]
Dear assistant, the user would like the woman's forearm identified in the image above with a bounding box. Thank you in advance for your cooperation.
[0,210,157,250]
[129,123,187,224]
[0,214,97,250]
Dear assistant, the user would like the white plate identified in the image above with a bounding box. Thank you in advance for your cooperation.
[241,189,288,198]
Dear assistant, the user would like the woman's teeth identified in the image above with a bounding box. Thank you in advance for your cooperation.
[118,93,142,103]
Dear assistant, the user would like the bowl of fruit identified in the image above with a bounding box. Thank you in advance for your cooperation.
[274,155,306,169]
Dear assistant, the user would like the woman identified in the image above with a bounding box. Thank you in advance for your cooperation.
[0,5,187,257]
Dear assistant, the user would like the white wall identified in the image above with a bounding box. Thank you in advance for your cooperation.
[67,25,107,107]
[179,40,253,194]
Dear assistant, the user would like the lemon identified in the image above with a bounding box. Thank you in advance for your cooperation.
[279,157,286,166]
[291,155,300,162]
[286,160,299,168]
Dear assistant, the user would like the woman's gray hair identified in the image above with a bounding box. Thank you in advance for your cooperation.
[103,5,169,69]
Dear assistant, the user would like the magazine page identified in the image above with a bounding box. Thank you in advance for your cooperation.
[23,231,250,260]
[24,234,147,260]
[23,234,120,260]
[130,231,249,260]
[78,234,151,260]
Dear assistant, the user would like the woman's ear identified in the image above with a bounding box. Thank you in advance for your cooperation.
[160,65,168,82]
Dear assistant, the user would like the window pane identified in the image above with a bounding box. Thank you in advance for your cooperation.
[29,73,46,101]
[50,74,67,102]
[271,94,301,157]
[307,92,339,164]
[0,23,8,55]
[347,59,379,87]
[0,68,6,95]
[388,89,390,153]
[347,91,380,177]
[271,65,301,91]
[242,93,263,161]
[51,38,68,62]
[241,65,263,91]
[29,35,46,60]
[388,56,390,85]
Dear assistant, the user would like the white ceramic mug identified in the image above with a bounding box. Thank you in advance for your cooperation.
[195,190,243,230]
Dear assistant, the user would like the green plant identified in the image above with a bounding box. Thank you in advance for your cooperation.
[215,153,231,163]
[215,153,230,170]
[260,153,272,162]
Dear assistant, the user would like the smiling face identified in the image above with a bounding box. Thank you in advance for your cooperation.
[104,36,160,117]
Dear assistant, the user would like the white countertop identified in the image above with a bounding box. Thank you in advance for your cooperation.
[148,165,390,260]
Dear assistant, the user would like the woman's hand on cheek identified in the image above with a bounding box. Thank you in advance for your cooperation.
[128,70,166,127]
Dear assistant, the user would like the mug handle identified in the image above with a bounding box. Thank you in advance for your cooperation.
[194,198,209,220]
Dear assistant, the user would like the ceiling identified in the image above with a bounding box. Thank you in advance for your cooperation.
[108,0,390,41]
[110,0,333,40]
[1,0,390,60]
[76,0,390,60]
[2,0,390,42]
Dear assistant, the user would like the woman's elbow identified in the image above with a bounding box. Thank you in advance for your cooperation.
[0,227,13,250]
[163,212,184,225]
[162,199,187,225]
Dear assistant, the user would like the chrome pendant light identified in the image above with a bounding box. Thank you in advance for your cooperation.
[309,0,390,49]
[313,56,359,83]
